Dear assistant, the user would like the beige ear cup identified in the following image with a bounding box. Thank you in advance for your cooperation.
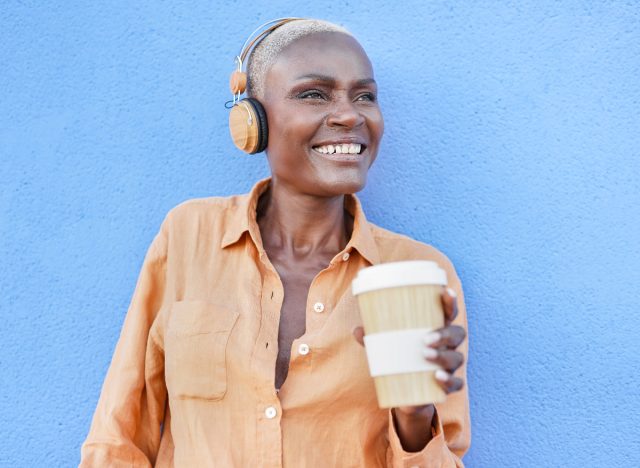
[229,101,260,153]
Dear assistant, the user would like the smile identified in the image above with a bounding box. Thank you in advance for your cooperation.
[312,143,364,155]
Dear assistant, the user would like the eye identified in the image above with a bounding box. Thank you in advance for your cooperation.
[297,90,326,100]
[356,92,376,102]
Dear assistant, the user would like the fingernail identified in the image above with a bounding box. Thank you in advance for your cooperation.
[422,347,438,359]
[423,332,440,345]
[447,287,457,298]
[435,370,450,382]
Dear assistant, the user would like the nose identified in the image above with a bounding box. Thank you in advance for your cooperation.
[326,96,365,129]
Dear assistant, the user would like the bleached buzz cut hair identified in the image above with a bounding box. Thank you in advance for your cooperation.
[246,19,352,99]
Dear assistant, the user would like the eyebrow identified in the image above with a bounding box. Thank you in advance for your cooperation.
[294,74,376,86]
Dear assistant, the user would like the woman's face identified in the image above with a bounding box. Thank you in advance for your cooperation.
[260,32,384,197]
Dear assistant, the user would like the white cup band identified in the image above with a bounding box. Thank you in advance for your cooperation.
[363,328,440,377]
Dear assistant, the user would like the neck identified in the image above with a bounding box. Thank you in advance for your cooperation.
[257,179,351,258]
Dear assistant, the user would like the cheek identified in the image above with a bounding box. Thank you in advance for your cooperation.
[268,106,323,143]
[370,110,384,141]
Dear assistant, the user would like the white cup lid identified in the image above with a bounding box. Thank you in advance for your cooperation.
[352,260,447,296]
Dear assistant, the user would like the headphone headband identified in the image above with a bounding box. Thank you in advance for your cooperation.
[235,17,304,72]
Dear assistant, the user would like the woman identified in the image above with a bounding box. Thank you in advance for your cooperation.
[80,18,470,467]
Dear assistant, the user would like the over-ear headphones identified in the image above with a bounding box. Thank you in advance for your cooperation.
[228,18,303,154]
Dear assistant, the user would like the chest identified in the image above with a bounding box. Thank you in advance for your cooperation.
[271,257,327,389]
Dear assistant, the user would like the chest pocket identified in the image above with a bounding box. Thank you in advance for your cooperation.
[165,300,240,401]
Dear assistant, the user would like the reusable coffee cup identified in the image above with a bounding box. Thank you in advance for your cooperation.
[352,260,448,408]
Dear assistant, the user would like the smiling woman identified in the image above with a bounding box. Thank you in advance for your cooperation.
[80,18,470,468]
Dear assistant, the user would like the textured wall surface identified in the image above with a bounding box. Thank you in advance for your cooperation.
[1,1,639,467]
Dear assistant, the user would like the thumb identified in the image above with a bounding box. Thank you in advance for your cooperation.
[352,326,365,346]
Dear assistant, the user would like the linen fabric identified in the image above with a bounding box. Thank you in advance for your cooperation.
[80,178,471,467]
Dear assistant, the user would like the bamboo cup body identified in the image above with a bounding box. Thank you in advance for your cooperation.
[352,261,447,408]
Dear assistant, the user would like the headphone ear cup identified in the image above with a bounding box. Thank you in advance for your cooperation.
[229,100,258,154]
[245,97,268,154]
[228,98,268,154]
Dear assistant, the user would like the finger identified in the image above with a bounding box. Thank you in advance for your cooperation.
[423,325,466,350]
[435,370,465,393]
[422,349,464,373]
[352,326,365,347]
[440,287,459,325]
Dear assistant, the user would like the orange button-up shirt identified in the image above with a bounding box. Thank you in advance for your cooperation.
[80,178,470,467]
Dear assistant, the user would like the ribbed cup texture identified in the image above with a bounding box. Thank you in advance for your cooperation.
[357,285,446,408]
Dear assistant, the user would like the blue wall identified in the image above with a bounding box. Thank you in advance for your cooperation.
[1,2,638,466]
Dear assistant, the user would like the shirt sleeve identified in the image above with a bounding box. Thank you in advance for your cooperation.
[79,217,170,468]
[385,264,471,468]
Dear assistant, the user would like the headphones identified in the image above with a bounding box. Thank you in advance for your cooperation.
[228,18,304,154]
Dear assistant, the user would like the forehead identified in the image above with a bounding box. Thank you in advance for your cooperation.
[267,32,374,81]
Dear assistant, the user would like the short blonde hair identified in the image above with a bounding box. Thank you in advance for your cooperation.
[246,19,351,99]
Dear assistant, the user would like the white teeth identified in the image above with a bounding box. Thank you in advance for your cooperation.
[313,143,363,155]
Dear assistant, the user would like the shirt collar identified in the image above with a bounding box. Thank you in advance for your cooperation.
[219,178,270,250]
[220,177,380,266]
[342,190,380,265]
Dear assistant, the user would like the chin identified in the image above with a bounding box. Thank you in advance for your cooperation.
[318,172,368,195]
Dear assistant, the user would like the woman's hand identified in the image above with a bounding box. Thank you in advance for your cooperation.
[352,287,466,451]
[419,287,466,395]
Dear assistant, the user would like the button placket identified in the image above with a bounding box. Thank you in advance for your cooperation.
[307,270,332,332]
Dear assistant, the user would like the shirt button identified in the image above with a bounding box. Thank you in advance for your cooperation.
[264,406,277,419]
[298,343,310,355]
[313,302,325,313]
[342,252,350,261]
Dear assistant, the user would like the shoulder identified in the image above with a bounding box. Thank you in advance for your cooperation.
[164,194,243,221]
[155,192,248,240]
[369,222,460,282]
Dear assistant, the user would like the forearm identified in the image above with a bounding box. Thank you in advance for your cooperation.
[392,405,436,452]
